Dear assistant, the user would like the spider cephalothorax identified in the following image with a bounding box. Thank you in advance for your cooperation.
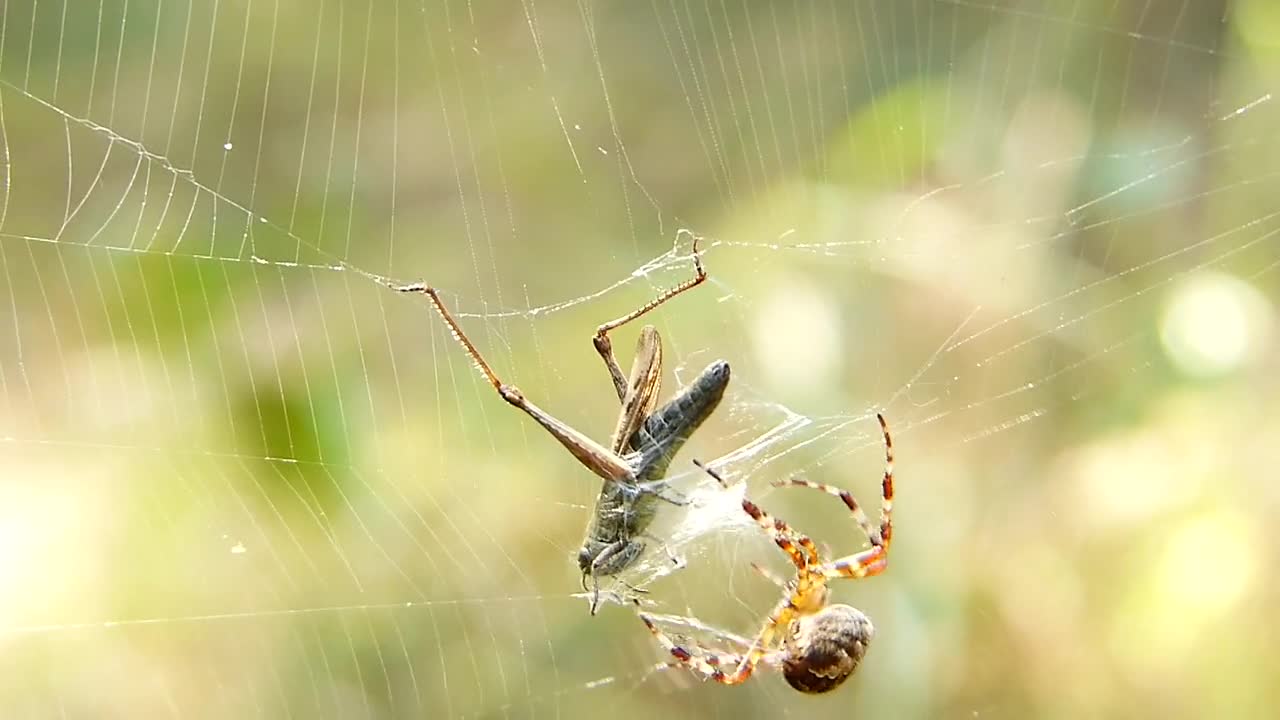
[639,413,894,694]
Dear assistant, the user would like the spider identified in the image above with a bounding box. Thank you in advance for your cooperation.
[394,237,730,614]
[638,413,894,694]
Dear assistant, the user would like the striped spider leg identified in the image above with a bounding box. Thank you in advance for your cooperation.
[395,237,731,614]
[638,413,894,693]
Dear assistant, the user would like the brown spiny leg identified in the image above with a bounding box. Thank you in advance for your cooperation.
[393,284,636,485]
[593,235,707,401]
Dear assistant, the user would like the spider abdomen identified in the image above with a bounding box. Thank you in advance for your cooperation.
[782,604,875,694]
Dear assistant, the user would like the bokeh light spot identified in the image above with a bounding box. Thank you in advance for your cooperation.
[1236,0,1280,59]
[1110,513,1256,681]
[750,277,843,398]
[1159,271,1273,378]
[1157,514,1255,618]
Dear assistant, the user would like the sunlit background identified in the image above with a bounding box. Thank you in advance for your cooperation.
[1,1,1278,718]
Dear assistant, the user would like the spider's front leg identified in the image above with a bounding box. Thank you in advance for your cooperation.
[692,460,816,573]
[637,607,761,685]
[773,413,896,580]
[749,562,792,591]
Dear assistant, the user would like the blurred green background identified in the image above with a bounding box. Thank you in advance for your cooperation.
[1,1,1278,718]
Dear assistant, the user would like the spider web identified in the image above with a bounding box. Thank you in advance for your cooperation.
[1,1,1277,718]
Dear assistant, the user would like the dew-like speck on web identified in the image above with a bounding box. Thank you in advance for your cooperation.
[230,541,247,555]
[223,142,233,150]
